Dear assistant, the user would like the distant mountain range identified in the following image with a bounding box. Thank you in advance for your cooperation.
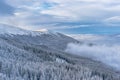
[0,24,119,80]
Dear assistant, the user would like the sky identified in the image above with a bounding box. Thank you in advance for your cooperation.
[0,0,120,34]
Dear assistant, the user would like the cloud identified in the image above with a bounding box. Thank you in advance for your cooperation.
[104,16,120,26]
[0,0,14,15]
[0,0,120,31]
[68,34,105,41]
[40,0,120,22]
[65,43,120,70]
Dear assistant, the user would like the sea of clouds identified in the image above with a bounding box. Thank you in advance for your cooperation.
[65,43,120,70]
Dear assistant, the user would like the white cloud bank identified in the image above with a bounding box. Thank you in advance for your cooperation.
[65,43,120,70]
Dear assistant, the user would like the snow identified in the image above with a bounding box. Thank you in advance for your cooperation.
[0,24,119,79]
[55,58,67,63]
[0,24,54,36]
[0,24,30,35]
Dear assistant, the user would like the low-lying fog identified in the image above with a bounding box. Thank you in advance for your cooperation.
[66,34,120,70]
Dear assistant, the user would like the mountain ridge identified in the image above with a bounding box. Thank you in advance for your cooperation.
[0,24,119,80]
[0,24,59,36]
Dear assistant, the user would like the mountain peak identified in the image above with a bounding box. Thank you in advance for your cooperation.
[0,24,30,35]
[0,24,51,36]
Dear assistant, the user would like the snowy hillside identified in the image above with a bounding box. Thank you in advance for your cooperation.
[0,24,120,80]
[0,24,30,35]
[0,24,57,36]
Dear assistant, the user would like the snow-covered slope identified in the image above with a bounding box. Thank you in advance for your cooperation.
[0,24,120,80]
[0,24,57,36]
[0,24,78,50]
[0,24,31,35]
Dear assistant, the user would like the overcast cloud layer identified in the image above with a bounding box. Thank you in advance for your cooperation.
[0,0,120,32]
